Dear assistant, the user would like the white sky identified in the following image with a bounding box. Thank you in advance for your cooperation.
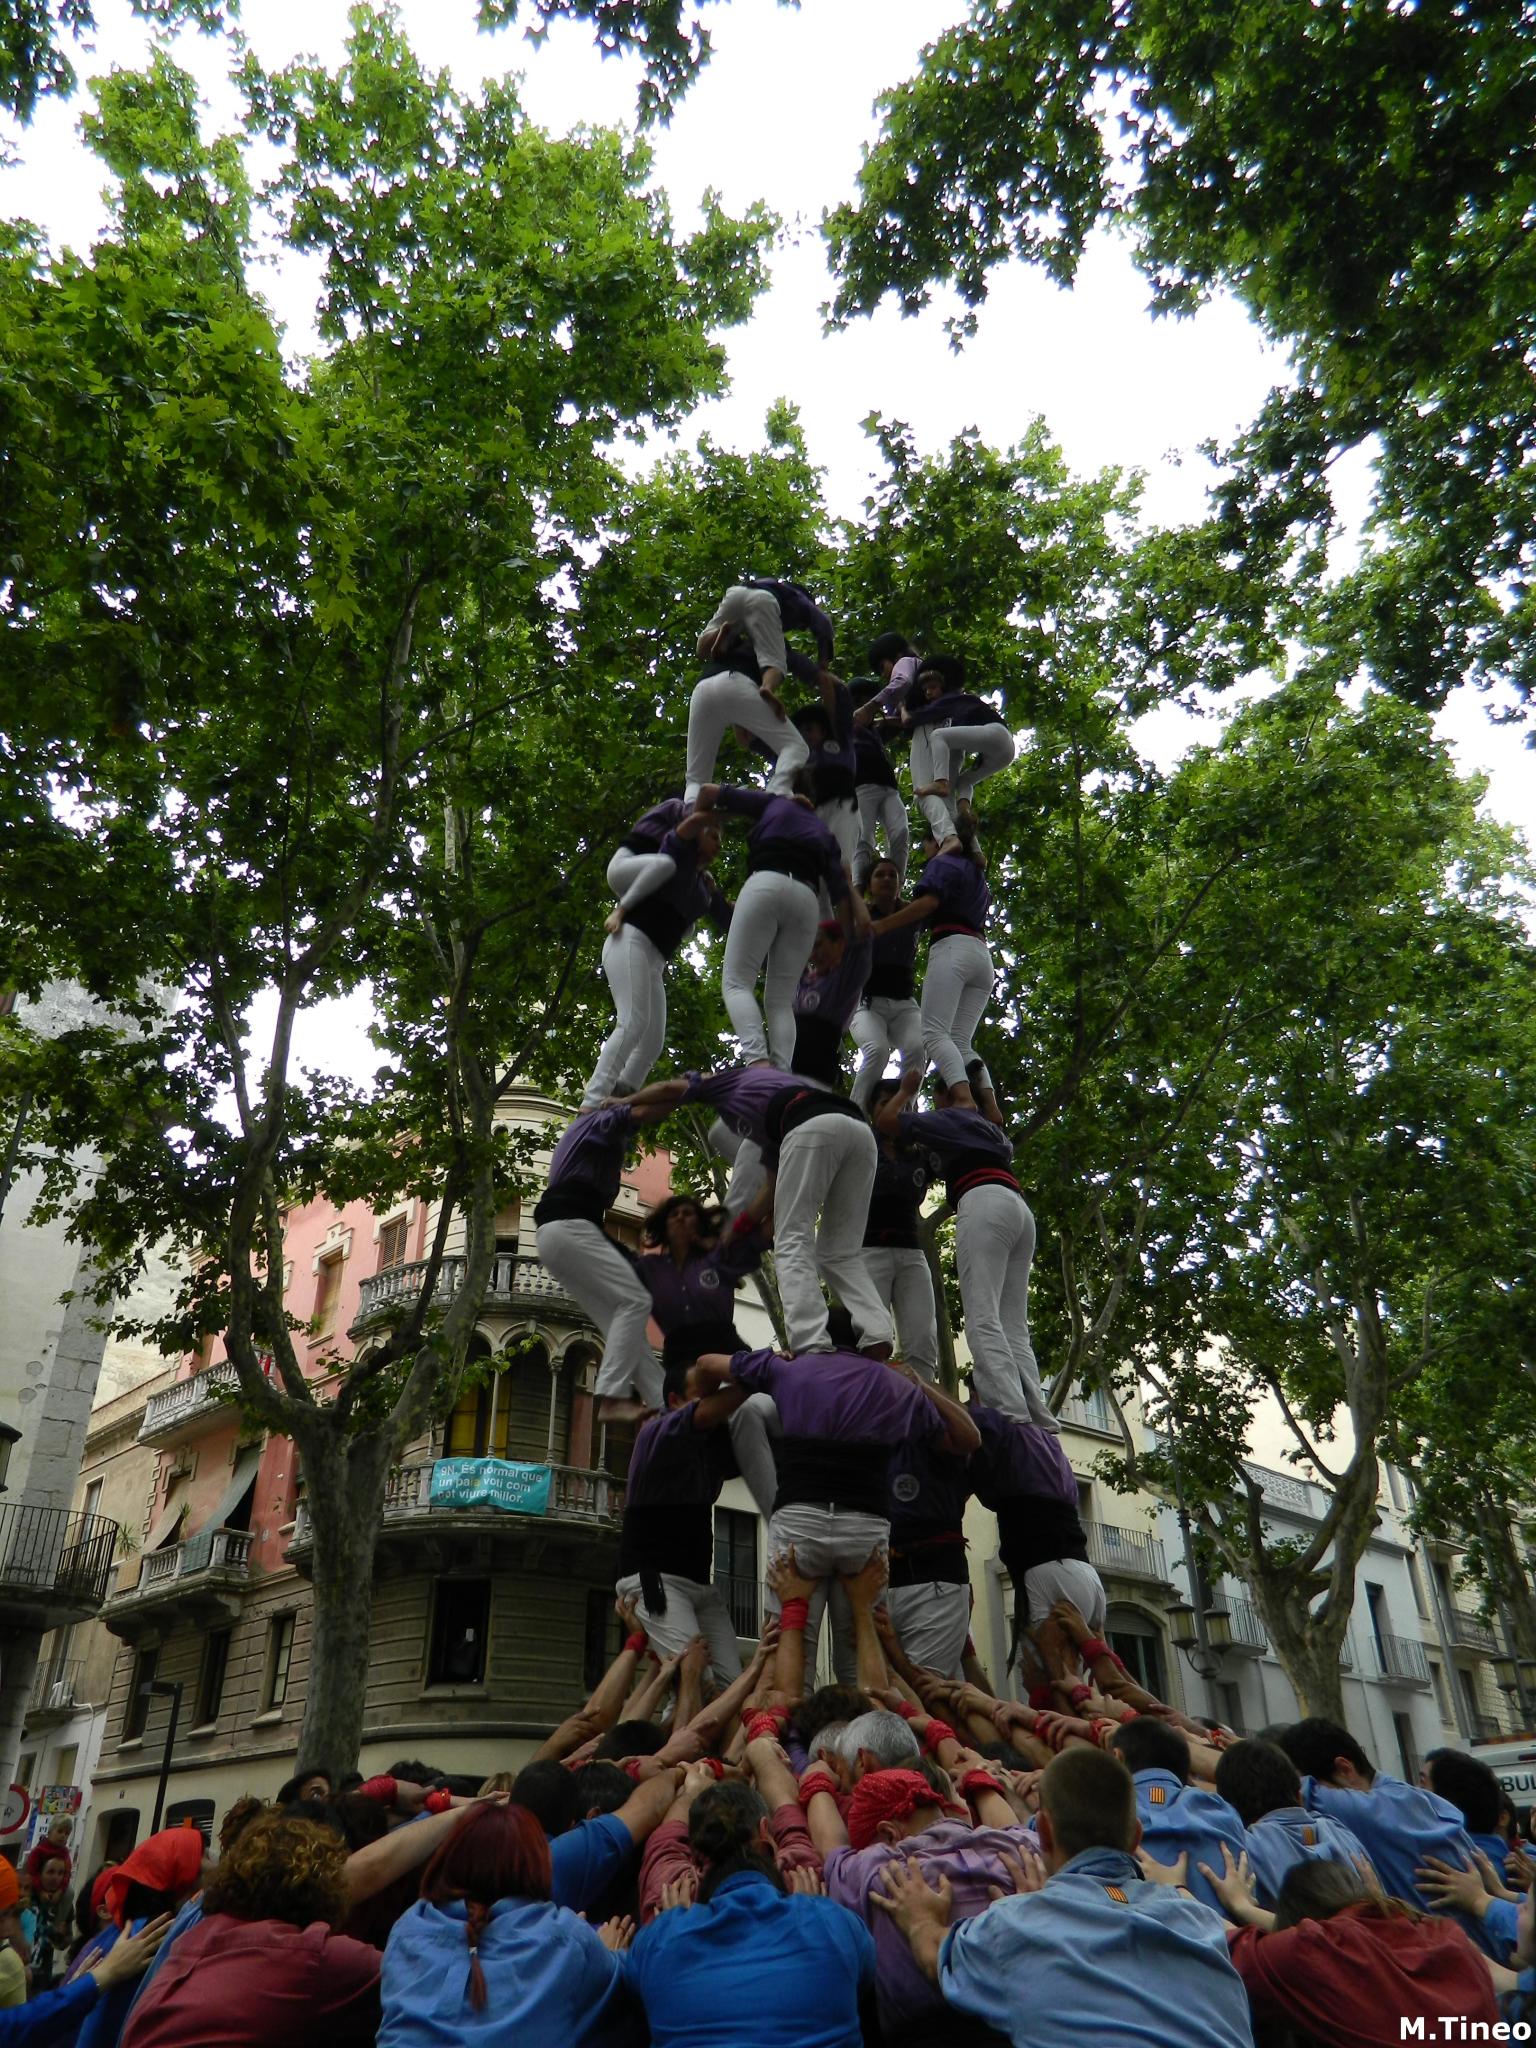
[5,0,1532,1085]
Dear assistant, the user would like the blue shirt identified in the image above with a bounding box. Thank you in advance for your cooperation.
[121,1897,204,2024]
[939,1846,1254,2048]
[1132,1771,1250,1916]
[550,1813,633,1915]
[1242,1804,1370,1908]
[622,1868,872,2048]
[1301,1773,1488,1951]
[379,1895,634,2048]
[0,1975,98,2048]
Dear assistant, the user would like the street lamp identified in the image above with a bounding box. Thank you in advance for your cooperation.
[141,1679,184,1834]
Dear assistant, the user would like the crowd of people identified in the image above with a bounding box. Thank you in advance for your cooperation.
[3,580,1531,2044]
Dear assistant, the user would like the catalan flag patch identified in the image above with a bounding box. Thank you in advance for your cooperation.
[1302,1826,1317,1846]
[1103,1884,1129,1903]
[1148,1784,1167,1805]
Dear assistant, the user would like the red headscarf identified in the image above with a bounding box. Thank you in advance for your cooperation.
[847,1769,942,1852]
[102,1826,205,1926]
[89,1866,118,1920]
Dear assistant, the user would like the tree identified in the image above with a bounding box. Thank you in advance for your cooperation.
[0,6,771,1774]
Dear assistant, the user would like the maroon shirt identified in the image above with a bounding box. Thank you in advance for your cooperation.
[120,1913,380,2048]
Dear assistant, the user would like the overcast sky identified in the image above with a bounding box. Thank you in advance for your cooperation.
[5,0,1531,1081]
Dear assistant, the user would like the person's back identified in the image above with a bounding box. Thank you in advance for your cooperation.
[381,1895,628,2047]
[1214,1738,1369,1908]
[624,1874,868,2048]
[120,1914,379,2048]
[1113,1720,1248,1917]
[941,1848,1254,2048]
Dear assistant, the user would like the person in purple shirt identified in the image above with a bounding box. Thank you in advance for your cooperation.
[969,1403,1100,1684]
[633,1193,778,1518]
[742,576,836,670]
[687,596,811,804]
[583,810,732,1110]
[851,681,910,886]
[697,784,848,1070]
[792,674,859,879]
[605,794,690,918]
[533,1101,669,1421]
[902,653,1015,846]
[877,1076,1054,1427]
[850,859,925,1109]
[614,1365,754,1680]
[621,1064,892,1355]
[874,838,997,1105]
[690,1346,979,1679]
[791,891,873,1090]
[855,631,921,724]
[861,1078,939,1382]
[885,1426,973,1678]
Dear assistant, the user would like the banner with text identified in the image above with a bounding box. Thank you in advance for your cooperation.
[429,1457,552,1516]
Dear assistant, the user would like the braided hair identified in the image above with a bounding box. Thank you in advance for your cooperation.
[688,1782,783,1904]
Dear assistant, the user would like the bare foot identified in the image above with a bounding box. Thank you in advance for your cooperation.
[597,1396,653,1425]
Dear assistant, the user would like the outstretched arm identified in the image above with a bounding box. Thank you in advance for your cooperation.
[534,1600,648,1760]
[841,1550,891,1697]
[869,894,939,937]
[621,1074,692,1112]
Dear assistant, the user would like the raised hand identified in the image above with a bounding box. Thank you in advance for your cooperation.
[839,1547,890,1609]
[1136,1847,1190,1888]
[658,1873,698,1914]
[767,1544,818,1605]
[599,1914,637,1950]
[787,1865,827,1897]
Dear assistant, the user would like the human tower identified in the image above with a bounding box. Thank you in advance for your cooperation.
[531,577,1091,1691]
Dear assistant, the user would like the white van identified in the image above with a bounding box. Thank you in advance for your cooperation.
[1468,1733,1536,1808]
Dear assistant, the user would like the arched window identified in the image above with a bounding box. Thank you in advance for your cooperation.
[445,1335,506,1458]
[1106,1603,1169,1702]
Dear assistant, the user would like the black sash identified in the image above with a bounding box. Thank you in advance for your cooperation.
[774,1438,889,1517]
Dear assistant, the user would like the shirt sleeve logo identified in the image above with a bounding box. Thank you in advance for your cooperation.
[698,1267,720,1290]
[1102,1884,1129,1903]
[1148,1785,1167,1805]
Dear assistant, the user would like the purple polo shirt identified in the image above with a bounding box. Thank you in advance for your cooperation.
[906,689,1005,730]
[623,830,731,957]
[623,797,689,849]
[624,1401,735,1510]
[636,1234,762,1340]
[867,653,920,717]
[798,680,856,787]
[730,1348,943,1449]
[967,1406,1077,1509]
[853,723,898,789]
[537,1103,635,1214]
[680,1065,858,1170]
[795,931,874,1034]
[915,851,990,933]
[715,787,848,901]
[826,1819,1040,2037]
[894,1107,1010,1177]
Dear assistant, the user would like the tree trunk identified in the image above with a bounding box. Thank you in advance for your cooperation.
[1256,1600,1349,1722]
[293,1426,392,1777]
[1479,1509,1536,1666]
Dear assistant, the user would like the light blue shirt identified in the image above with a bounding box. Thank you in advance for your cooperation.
[1243,1804,1370,1908]
[623,1867,874,2048]
[379,1895,635,2048]
[1132,1769,1249,1916]
[550,1812,632,1914]
[1300,1772,1490,1953]
[938,1847,1255,2048]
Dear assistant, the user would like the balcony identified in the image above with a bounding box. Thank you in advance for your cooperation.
[104,1526,252,1644]
[352,1253,586,1336]
[1084,1522,1169,1584]
[1215,1598,1269,1657]
[1374,1632,1432,1688]
[138,1361,242,1447]
[26,1660,87,1727]
[1445,1610,1500,1656]
[1244,1463,1318,1518]
[287,1458,625,1581]
[0,1503,121,1631]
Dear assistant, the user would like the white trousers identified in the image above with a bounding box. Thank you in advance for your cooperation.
[684,671,809,804]
[920,933,994,1088]
[721,870,819,1067]
[923,723,1015,838]
[607,845,677,910]
[766,1503,890,1684]
[710,1120,769,1222]
[535,1220,663,1406]
[850,996,925,1107]
[953,1185,1055,1427]
[817,793,860,877]
[729,1392,782,1523]
[1022,1557,1106,1631]
[613,1572,744,1683]
[774,1115,891,1352]
[855,784,910,886]
[582,924,666,1109]
[886,1582,970,1679]
[864,1246,938,1380]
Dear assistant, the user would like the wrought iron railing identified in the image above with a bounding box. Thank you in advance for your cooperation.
[28,1659,86,1716]
[0,1503,120,1610]
[1446,1609,1500,1655]
[290,1459,624,1548]
[354,1253,583,1327]
[716,1571,761,1639]
[1084,1522,1168,1581]
[1223,1598,1269,1652]
[1375,1632,1432,1685]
